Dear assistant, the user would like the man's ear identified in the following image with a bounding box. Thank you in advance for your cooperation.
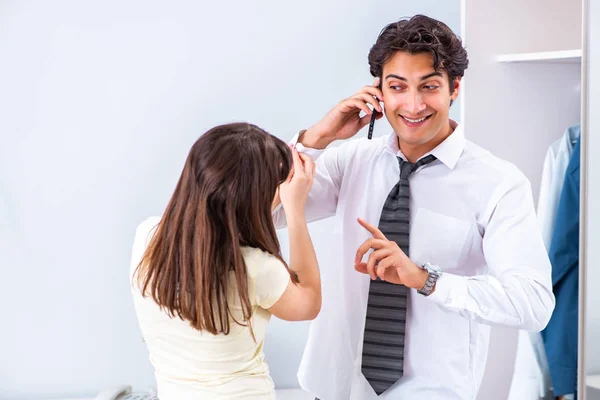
[451,77,461,101]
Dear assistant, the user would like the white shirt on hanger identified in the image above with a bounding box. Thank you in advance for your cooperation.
[274,121,555,400]
[537,125,580,249]
[507,124,580,400]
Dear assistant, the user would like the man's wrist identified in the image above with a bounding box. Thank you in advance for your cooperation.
[299,128,334,149]
[411,265,429,291]
[416,262,442,296]
[406,260,437,296]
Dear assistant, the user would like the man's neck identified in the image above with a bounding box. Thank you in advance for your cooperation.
[398,121,455,163]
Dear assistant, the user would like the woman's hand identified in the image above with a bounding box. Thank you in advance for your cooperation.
[279,147,315,215]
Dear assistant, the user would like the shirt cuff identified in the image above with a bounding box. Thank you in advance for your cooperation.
[271,203,283,215]
[426,272,468,309]
[291,130,327,160]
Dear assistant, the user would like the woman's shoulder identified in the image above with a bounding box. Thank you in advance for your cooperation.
[240,247,291,307]
[240,246,285,277]
[130,216,161,275]
[136,216,161,238]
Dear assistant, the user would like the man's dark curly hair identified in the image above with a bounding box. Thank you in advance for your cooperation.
[368,15,469,93]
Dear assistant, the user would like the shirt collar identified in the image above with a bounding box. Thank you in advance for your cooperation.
[384,119,465,170]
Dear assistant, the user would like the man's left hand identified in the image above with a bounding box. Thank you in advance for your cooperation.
[354,217,428,290]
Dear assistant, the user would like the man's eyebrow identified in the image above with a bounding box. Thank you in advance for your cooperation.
[420,72,443,80]
[384,72,442,81]
[385,74,407,81]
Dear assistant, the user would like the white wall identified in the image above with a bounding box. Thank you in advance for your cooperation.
[0,1,460,399]
[585,0,600,377]
[463,1,582,399]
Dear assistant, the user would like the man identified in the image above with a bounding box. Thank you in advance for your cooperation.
[273,15,554,399]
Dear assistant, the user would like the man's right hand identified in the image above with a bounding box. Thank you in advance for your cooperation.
[300,77,385,149]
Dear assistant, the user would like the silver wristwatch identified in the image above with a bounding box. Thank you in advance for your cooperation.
[417,262,442,296]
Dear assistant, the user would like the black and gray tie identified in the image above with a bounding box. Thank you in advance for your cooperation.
[361,154,437,396]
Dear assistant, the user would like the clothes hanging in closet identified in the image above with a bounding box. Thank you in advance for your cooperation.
[542,132,581,398]
[538,125,581,249]
[508,124,580,400]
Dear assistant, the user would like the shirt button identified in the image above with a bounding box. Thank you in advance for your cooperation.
[482,308,489,316]
[445,298,453,304]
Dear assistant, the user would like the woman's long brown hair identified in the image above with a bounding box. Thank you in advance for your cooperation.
[135,123,296,335]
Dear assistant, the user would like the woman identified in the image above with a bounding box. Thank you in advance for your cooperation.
[130,122,320,399]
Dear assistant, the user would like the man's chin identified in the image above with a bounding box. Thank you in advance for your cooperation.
[395,132,430,146]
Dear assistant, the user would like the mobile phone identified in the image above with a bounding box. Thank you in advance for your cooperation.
[367,81,382,140]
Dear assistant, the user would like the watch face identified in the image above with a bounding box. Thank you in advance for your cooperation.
[425,263,442,275]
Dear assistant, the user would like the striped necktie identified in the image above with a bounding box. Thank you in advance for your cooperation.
[361,154,437,396]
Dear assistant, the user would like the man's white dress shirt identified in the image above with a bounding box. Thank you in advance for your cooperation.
[273,121,555,400]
